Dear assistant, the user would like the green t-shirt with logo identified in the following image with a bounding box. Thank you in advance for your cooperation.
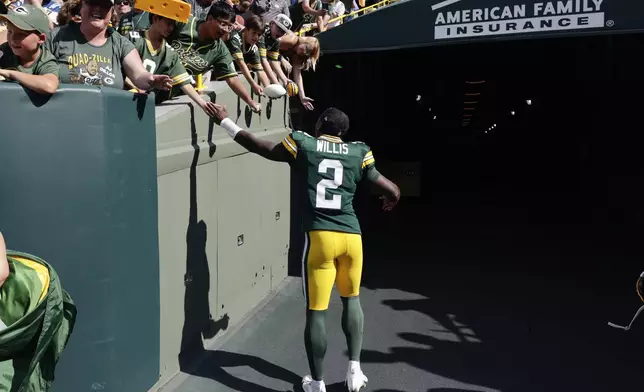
[225,30,262,72]
[45,23,136,89]
[280,131,377,234]
[128,30,192,103]
[167,16,237,80]
[0,44,59,75]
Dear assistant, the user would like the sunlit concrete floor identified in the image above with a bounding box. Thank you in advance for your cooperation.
[161,195,644,392]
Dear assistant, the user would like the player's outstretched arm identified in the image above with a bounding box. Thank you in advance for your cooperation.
[213,104,292,163]
[368,171,400,211]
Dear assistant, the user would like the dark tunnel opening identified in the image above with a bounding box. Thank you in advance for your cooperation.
[298,32,644,279]
[288,33,644,391]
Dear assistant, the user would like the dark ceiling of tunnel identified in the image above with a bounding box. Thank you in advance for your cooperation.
[303,32,644,146]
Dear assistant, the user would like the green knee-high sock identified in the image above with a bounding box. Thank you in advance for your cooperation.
[341,296,364,361]
[304,309,327,381]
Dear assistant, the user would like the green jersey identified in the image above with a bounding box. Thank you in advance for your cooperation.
[45,23,136,89]
[0,44,59,75]
[0,251,76,392]
[281,131,377,234]
[257,26,280,62]
[167,16,237,80]
[127,30,192,102]
[225,30,263,72]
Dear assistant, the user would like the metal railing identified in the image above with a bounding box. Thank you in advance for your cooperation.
[297,0,398,36]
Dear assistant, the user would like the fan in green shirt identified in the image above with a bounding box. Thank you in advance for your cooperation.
[115,1,150,36]
[45,0,173,92]
[224,14,269,96]
[0,244,77,392]
[166,2,260,113]
[127,13,218,117]
[0,5,59,94]
[257,13,292,87]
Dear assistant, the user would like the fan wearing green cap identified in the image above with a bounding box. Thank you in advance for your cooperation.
[0,4,59,94]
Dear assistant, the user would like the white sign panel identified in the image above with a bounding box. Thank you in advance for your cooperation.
[433,0,609,40]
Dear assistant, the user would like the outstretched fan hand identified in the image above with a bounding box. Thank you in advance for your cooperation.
[149,74,173,91]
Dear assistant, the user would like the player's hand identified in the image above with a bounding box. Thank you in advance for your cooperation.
[380,196,397,212]
[213,104,229,124]
[200,101,219,118]
[300,95,314,111]
[149,74,172,91]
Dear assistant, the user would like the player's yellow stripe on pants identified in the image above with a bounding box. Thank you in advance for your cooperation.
[302,230,363,311]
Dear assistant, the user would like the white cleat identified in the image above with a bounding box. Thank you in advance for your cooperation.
[302,375,327,392]
[345,367,368,391]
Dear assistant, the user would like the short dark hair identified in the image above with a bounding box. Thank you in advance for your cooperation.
[207,1,235,22]
[245,15,263,32]
[317,107,350,136]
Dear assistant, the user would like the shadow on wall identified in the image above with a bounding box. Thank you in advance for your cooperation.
[178,103,230,370]
[353,197,644,392]
[176,103,303,392]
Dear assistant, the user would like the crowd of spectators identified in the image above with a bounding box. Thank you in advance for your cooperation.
[0,0,383,115]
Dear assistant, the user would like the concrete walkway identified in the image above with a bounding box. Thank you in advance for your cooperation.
[161,197,644,392]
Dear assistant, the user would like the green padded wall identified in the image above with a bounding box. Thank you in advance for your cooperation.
[0,84,160,392]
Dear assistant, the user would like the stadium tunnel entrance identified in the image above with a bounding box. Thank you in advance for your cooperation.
[288,32,644,390]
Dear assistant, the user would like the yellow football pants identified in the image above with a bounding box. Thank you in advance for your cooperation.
[302,230,363,311]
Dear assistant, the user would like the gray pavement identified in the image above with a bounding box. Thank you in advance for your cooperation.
[161,197,644,392]
[161,276,498,392]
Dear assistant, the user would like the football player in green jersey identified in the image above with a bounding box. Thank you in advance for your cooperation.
[126,13,218,117]
[213,104,400,392]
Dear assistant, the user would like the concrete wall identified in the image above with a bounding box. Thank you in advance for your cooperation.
[0,78,291,392]
[153,81,291,388]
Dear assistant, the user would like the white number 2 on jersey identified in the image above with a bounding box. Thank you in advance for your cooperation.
[316,159,343,210]
[142,58,157,74]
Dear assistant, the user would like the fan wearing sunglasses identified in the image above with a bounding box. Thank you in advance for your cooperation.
[165,1,260,113]
[115,0,149,35]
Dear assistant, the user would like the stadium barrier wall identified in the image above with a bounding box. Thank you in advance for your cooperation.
[152,81,291,388]
[0,81,291,392]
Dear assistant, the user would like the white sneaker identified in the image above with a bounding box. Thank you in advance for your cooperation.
[302,375,326,392]
[345,363,368,391]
